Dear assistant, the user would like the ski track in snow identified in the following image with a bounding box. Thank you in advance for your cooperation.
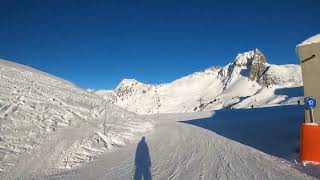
[44,112,315,180]
[1,115,154,180]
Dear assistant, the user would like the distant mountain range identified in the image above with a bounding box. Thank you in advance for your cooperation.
[92,49,304,114]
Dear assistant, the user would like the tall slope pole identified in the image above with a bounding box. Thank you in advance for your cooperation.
[104,102,106,135]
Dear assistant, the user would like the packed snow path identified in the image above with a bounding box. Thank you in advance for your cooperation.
[48,107,314,180]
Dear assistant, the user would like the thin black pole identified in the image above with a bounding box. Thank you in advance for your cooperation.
[104,102,106,135]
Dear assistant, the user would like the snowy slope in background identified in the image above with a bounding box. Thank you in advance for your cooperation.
[0,59,153,178]
[92,89,116,102]
[96,49,303,114]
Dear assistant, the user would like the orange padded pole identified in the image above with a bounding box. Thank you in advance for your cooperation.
[300,123,320,163]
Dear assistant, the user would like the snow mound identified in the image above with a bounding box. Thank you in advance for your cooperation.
[297,34,320,46]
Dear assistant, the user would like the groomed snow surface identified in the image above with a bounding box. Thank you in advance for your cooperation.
[0,50,319,180]
[47,107,318,180]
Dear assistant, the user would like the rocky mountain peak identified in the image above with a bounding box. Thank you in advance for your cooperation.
[232,49,267,67]
[226,49,269,82]
[115,79,152,100]
[116,79,140,87]
[249,49,269,82]
[221,49,269,89]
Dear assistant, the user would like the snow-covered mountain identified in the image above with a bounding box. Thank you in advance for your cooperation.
[98,49,303,114]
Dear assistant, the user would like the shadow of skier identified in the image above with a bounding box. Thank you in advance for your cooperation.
[134,136,152,180]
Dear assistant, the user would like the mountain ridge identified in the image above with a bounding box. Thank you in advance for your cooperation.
[94,49,303,114]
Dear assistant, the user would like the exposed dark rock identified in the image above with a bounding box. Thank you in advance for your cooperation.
[249,49,269,82]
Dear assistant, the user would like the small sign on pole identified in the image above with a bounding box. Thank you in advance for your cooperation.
[304,96,317,123]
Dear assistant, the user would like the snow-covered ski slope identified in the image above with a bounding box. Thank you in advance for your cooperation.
[0,56,317,179]
[97,49,304,114]
[0,59,153,179]
[47,106,316,180]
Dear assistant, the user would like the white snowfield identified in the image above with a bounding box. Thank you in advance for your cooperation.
[0,52,317,180]
[99,49,304,115]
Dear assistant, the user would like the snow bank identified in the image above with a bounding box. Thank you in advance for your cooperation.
[297,34,320,47]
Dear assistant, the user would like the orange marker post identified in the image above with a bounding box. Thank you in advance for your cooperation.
[300,123,320,163]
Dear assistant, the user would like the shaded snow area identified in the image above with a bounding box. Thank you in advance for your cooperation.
[47,106,316,180]
[0,60,153,179]
[98,49,304,115]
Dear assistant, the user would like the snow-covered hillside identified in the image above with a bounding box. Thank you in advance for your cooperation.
[0,56,315,179]
[96,49,303,114]
[0,59,153,179]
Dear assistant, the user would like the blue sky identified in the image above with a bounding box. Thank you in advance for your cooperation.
[0,0,319,89]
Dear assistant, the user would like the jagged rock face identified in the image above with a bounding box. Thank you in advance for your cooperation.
[222,49,268,89]
[258,65,302,86]
[114,79,152,101]
[249,49,268,82]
